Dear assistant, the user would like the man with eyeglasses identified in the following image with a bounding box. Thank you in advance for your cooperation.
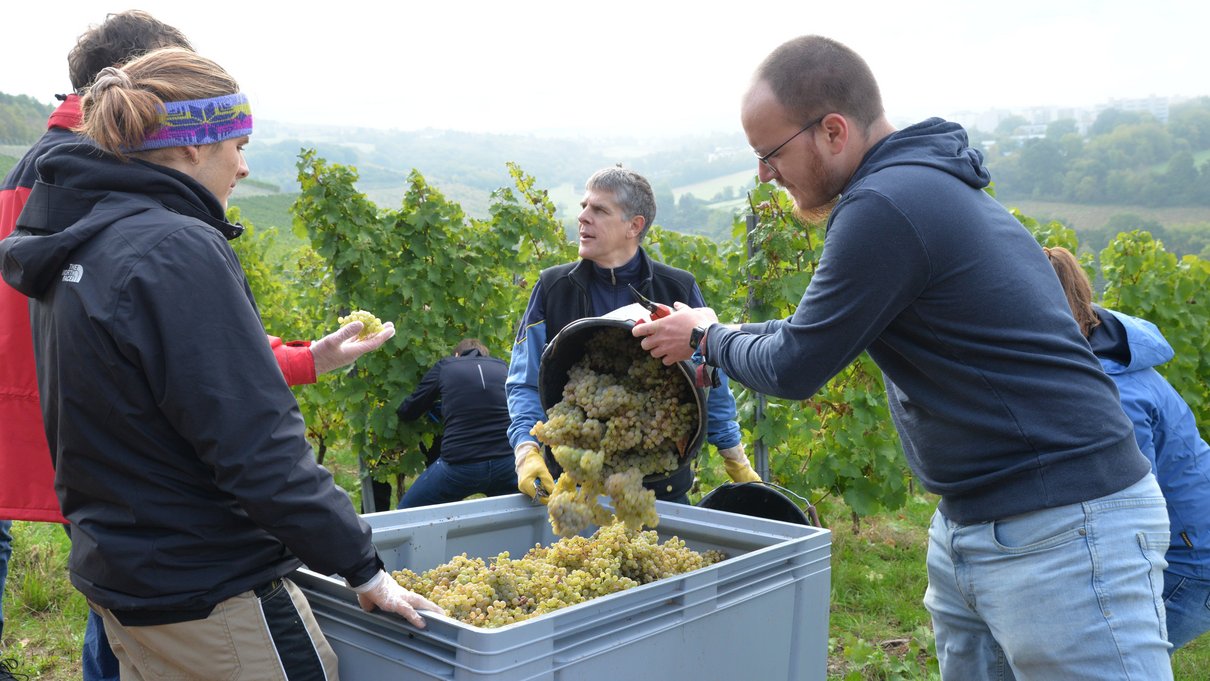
[507,166,760,507]
[633,35,1173,679]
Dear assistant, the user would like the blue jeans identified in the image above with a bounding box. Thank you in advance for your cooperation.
[83,610,119,681]
[0,519,11,640]
[1163,572,1210,650]
[397,457,516,509]
[924,474,1172,680]
[59,523,118,681]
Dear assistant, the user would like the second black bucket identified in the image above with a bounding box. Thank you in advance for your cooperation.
[698,482,817,526]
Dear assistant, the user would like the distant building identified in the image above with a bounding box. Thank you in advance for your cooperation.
[946,94,1177,137]
[1008,124,1048,145]
[949,108,1013,135]
[1096,96,1170,124]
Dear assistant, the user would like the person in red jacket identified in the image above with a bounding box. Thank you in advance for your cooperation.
[0,11,393,679]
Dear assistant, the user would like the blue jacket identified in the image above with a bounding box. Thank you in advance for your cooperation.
[1091,307,1210,579]
[705,118,1148,523]
[507,248,742,452]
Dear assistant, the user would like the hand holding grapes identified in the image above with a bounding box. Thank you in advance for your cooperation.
[312,312,395,375]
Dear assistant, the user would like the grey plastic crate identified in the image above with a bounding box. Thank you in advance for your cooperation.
[293,494,831,681]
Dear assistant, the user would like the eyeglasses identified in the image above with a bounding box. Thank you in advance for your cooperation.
[755,114,827,170]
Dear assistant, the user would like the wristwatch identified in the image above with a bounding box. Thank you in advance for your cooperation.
[689,325,708,352]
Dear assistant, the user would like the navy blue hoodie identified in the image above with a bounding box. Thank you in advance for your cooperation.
[707,119,1149,523]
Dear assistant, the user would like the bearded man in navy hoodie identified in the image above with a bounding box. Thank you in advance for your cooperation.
[634,35,1174,679]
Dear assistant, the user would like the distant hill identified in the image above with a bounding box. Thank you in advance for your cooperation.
[0,93,55,145]
[0,152,18,179]
[6,88,1207,248]
[241,120,754,235]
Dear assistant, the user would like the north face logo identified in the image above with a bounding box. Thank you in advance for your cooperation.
[61,264,83,283]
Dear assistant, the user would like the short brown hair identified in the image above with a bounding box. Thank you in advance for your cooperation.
[67,10,193,92]
[754,35,884,128]
[1044,246,1100,338]
[454,338,489,356]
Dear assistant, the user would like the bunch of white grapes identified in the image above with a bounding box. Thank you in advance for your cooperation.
[337,309,384,340]
[531,327,697,536]
[391,522,725,628]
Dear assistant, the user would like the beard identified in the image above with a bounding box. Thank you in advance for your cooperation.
[793,195,838,224]
[788,142,844,223]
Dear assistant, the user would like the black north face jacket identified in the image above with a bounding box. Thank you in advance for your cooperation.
[0,142,381,622]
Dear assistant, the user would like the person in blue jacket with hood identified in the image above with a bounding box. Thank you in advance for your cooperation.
[634,35,1173,678]
[1047,245,1210,650]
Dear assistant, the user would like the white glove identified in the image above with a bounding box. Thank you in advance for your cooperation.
[311,320,396,375]
[351,570,444,628]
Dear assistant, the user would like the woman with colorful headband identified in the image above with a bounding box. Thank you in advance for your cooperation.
[0,47,441,679]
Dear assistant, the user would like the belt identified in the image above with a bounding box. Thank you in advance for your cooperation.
[254,578,284,598]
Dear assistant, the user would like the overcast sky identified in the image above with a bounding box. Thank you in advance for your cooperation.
[3,0,1206,138]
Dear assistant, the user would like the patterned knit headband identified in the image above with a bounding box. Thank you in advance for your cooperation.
[134,92,254,151]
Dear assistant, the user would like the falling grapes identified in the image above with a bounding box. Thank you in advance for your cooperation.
[531,327,698,536]
[337,309,384,340]
[391,522,725,628]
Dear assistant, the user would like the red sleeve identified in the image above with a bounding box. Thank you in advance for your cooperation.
[268,335,316,386]
[1,185,67,523]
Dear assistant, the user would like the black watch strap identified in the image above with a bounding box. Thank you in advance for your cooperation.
[690,325,707,351]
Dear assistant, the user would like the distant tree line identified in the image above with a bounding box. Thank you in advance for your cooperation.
[238,123,753,237]
[240,124,750,200]
[983,97,1210,206]
[0,93,55,145]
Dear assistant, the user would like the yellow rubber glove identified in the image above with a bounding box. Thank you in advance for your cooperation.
[719,444,761,483]
[515,442,555,503]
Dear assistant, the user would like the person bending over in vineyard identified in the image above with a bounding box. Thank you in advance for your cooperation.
[0,47,441,679]
[0,11,395,680]
[633,35,1174,679]
[395,339,516,507]
[1046,245,1210,651]
[507,166,760,505]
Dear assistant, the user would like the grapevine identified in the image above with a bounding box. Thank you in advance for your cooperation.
[337,309,384,340]
[532,327,697,536]
[392,522,725,628]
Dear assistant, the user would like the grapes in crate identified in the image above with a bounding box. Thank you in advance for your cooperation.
[392,522,725,628]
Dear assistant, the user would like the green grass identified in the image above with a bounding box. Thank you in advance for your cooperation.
[0,153,18,179]
[4,454,1208,679]
[2,522,87,679]
[673,169,758,202]
[1000,199,1210,233]
[229,192,299,233]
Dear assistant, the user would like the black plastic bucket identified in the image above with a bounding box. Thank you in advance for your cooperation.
[537,317,707,483]
[698,482,818,526]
